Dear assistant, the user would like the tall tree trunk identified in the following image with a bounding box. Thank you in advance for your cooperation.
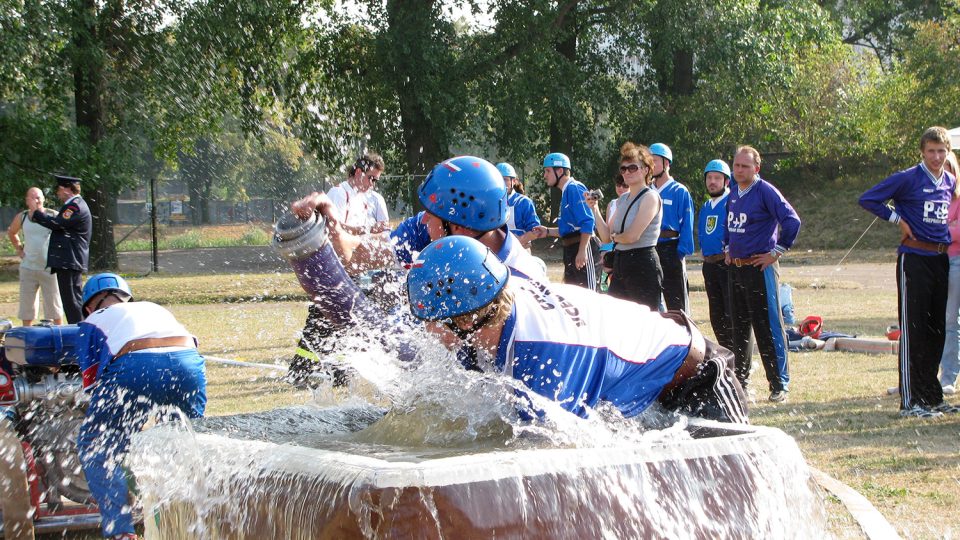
[547,29,578,222]
[73,0,117,270]
[672,49,694,96]
[385,0,450,180]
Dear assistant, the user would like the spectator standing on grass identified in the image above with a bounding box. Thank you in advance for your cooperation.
[7,187,64,326]
[650,143,695,313]
[588,142,663,309]
[31,174,91,324]
[534,152,601,290]
[724,146,800,403]
[497,162,542,249]
[859,127,960,418]
[940,152,960,396]
[698,160,734,351]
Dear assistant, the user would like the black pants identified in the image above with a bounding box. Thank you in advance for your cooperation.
[702,260,734,350]
[55,268,83,324]
[657,312,748,424]
[562,235,601,291]
[897,252,948,409]
[656,240,689,312]
[728,262,789,393]
[608,247,662,310]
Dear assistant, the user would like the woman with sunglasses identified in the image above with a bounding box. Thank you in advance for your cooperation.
[588,142,663,309]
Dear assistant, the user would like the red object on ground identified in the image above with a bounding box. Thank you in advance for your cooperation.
[885,325,901,341]
[799,316,823,339]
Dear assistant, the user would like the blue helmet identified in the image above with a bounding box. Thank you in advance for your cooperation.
[82,273,133,310]
[703,159,731,179]
[649,143,673,163]
[543,152,571,169]
[418,156,508,232]
[407,236,510,321]
[496,162,518,179]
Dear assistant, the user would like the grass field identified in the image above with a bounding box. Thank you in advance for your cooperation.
[1,253,956,539]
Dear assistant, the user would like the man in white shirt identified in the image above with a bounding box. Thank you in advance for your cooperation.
[327,153,390,235]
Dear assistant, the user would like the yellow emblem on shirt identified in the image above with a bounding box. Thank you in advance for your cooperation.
[62,209,74,219]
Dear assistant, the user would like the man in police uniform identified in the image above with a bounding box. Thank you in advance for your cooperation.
[32,174,92,323]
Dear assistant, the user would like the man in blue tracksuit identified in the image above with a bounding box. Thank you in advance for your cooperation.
[406,236,747,423]
[535,152,600,290]
[860,127,960,418]
[724,146,800,403]
[75,273,206,538]
[698,160,734,351]
[651,144,695,312]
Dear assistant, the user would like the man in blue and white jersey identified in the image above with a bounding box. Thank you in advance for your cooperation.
[533,152,600,290]
[723,146,801,403]
[406,236,747,423]
[650,144,695,312]
[860,126,960,418]
[75,273,206,539]
[697,159,734,351]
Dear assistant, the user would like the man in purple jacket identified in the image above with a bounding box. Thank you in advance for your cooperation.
[860,127,960,418]
[724,146,801,403]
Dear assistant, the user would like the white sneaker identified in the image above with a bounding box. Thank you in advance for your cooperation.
[942,384,956,395]
[899,405,943,419]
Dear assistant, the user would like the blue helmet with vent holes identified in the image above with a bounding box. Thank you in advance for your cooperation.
[418,156,508,232]
[407,236,509,321]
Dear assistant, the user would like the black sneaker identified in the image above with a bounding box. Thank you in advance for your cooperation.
[931,403,960,414]
[899,405,943,418]
[769,390,788,403]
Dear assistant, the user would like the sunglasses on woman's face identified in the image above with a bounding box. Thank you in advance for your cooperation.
[619,164,642,173]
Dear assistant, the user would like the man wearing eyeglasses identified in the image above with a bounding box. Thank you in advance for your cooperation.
[326,152,390,236]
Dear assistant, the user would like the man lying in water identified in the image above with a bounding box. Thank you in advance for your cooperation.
[405,235,748,423]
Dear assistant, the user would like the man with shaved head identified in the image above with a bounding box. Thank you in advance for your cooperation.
[7,186,63,326]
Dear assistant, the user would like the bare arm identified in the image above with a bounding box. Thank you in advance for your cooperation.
[7,212,24,258]
[612,193,659,245]
[586,197,611,243]
[290,192,399,273]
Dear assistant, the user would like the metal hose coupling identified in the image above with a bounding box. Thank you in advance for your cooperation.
[272,211,330,262]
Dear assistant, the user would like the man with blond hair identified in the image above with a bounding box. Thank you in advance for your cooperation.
[860,126,960,418]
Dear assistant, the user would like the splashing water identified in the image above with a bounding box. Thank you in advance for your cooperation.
[128,322,831,539]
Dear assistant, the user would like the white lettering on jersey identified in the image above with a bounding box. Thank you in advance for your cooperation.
[923,200,949,225]
[727,211,747,233]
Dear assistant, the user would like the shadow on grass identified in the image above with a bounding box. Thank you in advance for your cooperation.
[752,395,960,470]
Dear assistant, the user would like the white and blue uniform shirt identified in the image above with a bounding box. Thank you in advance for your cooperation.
[76,302,196,389]
[557,178,595,237]
[506,192,541,237]
[724,177,801,259]
[859,162,955,256]
[697,190,729,257]
[491,280,691,418]
[390,214,546,280]
[656,178,695,257]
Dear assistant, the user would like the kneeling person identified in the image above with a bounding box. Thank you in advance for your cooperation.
[76,273,207,539]
[406,236,747,423]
